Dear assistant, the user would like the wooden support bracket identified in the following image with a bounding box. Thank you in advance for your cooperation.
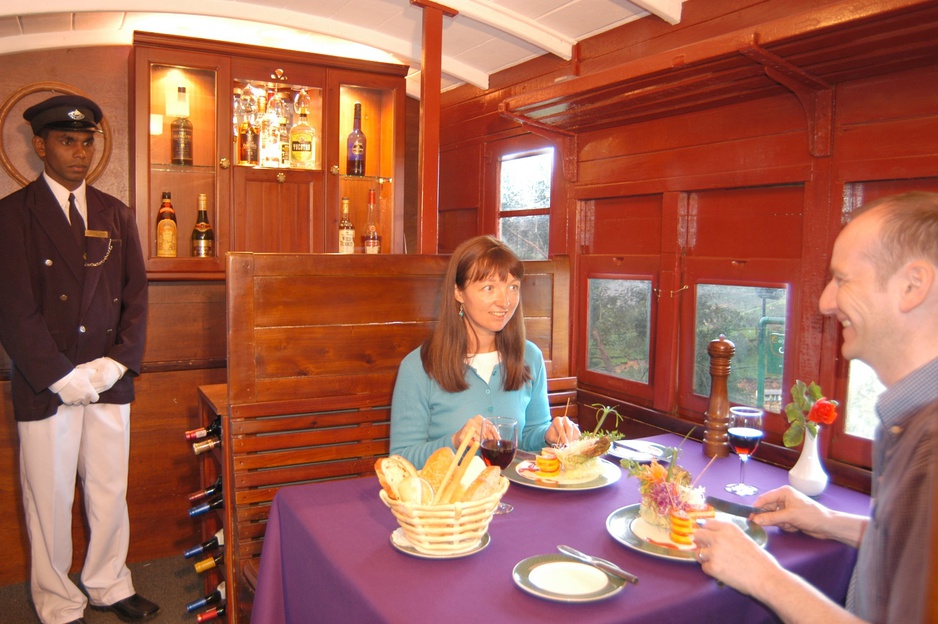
[498,103,579,182]
[739,43,834,158]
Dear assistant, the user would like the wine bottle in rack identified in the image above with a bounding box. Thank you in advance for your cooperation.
[184,528,225,559]
[188,476,222,503]
[338,197,355,254]
[361,188,381,254]
[346,102,366,176]
[185,416,221,441]
[186,581,226,613]
[191,193,214,258]
[189,495,223,518]
[192,437,221,455]
[196,605,226,623]
[156,192,177,258]
[194,549,224,574]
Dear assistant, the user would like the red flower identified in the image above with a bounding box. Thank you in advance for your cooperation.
[808,398,838,425]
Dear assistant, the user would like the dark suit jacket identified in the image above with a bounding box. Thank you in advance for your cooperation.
[0,178,148,421]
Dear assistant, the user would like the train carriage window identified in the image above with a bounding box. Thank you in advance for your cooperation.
[693,284,788,412]
[498,148,553,259]
[587,278,652,384]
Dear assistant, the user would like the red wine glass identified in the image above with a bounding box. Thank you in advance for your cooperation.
[480,417,517,514]
[725,406,764,497]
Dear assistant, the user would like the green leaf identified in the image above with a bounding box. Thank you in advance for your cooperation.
[785,402,805,425]
[783,421,805,447]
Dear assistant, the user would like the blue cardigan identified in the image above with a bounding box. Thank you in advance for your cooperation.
[389,340,552,468]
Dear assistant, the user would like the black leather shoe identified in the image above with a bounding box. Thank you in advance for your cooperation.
[91,594,160,622]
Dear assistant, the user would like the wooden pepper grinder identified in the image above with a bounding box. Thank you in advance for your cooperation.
[703,334,735,458]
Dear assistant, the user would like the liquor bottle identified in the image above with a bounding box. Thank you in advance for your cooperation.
[184,528,225,559]
[361,188,381,254]
[170,86,193,166]
[338,197,355,254]
[279,115,291,167]
[194,549,224,574]
[190,193,214,258]
[290,89,316,169]
[189,495,223,518]
[238,84,259,165]
[196,605,226,623]
[187,476,222,503]
[346,102,366,176]
[260,89,284,167]
[187,581,226,613]
[192,437,221,455]
[156,191,177,258]
[185,416,221,442]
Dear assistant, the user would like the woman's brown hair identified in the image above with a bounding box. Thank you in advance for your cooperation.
[421,235,531,392]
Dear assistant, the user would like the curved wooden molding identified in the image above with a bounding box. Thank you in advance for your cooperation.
[0,81,112,187]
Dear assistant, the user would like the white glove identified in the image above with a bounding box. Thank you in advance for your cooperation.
[77,357,125,394]
[52,368,99,406]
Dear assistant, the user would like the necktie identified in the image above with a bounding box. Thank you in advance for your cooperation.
[68,193,86,252]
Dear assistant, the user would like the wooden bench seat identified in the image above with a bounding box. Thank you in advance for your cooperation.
[207,252,571,622]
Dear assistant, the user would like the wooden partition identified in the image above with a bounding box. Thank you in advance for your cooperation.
[205,252,571,622]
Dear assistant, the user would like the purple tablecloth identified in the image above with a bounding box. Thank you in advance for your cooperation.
[253,434,869,623]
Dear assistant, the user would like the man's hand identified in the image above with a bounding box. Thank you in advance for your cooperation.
[77,357,125,394]
[53,368,99,405]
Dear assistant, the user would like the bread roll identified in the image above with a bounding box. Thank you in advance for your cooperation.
[398,475,434,505]
[375,455,418,500]
[460,466,503,502]
[419,447,455,492]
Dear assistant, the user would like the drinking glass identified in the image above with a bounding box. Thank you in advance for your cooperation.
[725,406,764,497]
[479,417,517,514]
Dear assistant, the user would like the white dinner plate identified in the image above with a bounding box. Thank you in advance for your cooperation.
[389,527,490,559]
[605,503,767,562]
[607,440,670,463]
[504,457,621,490]
[512,554,626,602]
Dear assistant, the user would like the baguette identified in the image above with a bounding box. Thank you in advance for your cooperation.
[375,455,418,500]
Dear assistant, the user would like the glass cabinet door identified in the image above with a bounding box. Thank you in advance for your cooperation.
[133,47,230,278]
[329,72,405,254]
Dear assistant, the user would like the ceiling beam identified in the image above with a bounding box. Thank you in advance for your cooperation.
[631,0,683,25]
[442,0,576,60]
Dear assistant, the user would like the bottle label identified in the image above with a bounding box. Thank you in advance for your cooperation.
[339,229,355,254]
[192,240,214,258]
[157,220,177,257]
[171,122,193,165]
[291,137,313,167]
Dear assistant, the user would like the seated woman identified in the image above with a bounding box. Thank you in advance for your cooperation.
[390,235,579,468]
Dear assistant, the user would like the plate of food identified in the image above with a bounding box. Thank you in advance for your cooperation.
[504,437,621,490]
[606,504,766,562]
[609,456,767,561]
[512,554,626,602]
[607,439,670,463]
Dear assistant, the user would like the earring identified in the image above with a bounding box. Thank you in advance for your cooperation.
[458,304,464,318]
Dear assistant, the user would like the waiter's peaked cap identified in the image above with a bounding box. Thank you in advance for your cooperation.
[23,95,103,135]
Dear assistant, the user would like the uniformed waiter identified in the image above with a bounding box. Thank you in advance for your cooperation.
[0,95,158,624]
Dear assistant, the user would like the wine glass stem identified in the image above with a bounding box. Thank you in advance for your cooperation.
[739,455,748,485]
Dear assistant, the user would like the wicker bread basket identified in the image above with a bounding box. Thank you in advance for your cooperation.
[380,476,509,555]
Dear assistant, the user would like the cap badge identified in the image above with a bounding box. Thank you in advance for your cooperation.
[67,109,86,121]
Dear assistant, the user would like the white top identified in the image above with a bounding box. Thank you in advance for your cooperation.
[467,351,500,384]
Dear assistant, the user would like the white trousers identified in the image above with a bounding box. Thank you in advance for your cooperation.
[18,402,135,624]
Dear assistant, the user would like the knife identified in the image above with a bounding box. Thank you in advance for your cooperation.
[557,545,639,585]
[706,495,769,518]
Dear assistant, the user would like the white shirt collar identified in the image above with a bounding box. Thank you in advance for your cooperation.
[43,173,87,223]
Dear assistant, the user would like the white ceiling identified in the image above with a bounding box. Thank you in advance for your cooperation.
[0,1,684,98]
